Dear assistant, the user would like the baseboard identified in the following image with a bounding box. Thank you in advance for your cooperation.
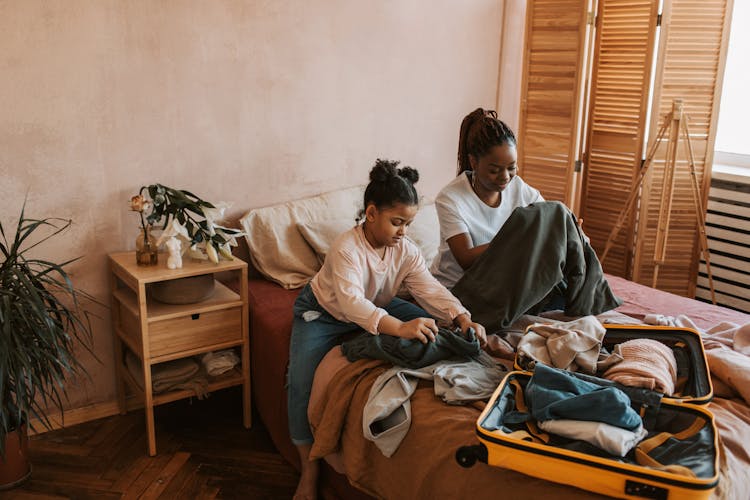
[28,397,142,436]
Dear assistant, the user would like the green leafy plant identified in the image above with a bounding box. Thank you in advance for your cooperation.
[0,204,95,456]
[130,184,242,263]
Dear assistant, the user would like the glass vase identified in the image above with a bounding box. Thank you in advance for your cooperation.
[135,226,158,266]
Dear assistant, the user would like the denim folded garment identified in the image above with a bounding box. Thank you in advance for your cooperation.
[526,363,642,431]
[341,327,481,369]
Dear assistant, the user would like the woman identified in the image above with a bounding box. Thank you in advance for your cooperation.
[431,108,619,332]
[431,108,543,289]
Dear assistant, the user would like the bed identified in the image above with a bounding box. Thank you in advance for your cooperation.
[238,186,750,499]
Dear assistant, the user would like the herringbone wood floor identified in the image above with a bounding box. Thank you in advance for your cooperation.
[3,388,299,499]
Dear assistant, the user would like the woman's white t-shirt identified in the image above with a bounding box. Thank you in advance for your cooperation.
[430,172,543,288]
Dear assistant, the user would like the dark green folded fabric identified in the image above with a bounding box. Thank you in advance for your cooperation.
[451,201,622,331]
[340,327,481,369]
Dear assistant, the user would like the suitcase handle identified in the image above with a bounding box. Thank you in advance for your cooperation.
[455,444,487,468]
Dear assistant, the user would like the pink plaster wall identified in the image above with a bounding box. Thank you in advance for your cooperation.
[0,1,507,411]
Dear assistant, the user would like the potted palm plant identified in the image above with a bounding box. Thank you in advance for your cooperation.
[0,204,95,489]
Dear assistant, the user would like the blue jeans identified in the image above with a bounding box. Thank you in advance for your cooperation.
[287,284,430,445]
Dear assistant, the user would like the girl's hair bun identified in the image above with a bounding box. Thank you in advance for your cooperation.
[370,158,400,183]
[363,158,421,212]
[369,159,419,185]
[397,166,419,184]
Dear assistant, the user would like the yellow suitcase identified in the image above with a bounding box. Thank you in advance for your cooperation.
[457,325,718,499]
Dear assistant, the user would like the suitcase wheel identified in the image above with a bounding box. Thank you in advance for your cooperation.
[455,444,487,468]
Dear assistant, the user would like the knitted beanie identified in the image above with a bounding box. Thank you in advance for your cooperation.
[602,339,677,395]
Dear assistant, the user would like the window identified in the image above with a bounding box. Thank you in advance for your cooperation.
[715,1,750,169]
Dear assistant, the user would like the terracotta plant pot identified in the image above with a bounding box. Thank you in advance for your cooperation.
[0,424,32,490]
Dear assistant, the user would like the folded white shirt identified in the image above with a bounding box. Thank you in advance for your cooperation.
[538,418,648,457]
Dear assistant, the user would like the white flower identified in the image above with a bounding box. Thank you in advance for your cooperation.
[203,202,231,237]
[156,219,192,253]
[132,185,244,265]
[215,227,242,249]
[186,244,208,261]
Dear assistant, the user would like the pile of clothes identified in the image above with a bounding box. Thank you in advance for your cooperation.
[125,348,241,399]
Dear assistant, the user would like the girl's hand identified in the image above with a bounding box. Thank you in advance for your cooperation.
[396,318,438,344]
[467,322,487,347]
[455,313,487,347]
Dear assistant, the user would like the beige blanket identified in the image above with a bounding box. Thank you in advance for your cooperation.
[702,322,750,405]
[308,318,750,500]
[309,348,610,500]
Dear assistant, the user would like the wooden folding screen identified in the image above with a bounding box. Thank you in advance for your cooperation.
[631,0,733,296]
[578,1,658,279]
[516,0,592,206]
[518,0,732,297]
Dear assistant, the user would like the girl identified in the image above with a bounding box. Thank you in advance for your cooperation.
[430,108,544,289]
[288,159,486,500]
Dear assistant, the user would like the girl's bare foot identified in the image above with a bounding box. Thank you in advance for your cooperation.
[293,444,319,500]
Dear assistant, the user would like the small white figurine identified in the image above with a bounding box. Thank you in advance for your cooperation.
[157,219,192,269]
[165,236,182,269]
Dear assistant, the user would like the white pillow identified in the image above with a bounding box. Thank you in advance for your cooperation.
[296,218,358,264]
[239,184,440,289]
[406,203,440,267]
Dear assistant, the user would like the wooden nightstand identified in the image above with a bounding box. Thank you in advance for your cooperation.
[108,252,251,456]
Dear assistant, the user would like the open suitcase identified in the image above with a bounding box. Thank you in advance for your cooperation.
[456,325,718,500]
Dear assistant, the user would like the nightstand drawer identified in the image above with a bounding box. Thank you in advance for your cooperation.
[148,307,242,358]
[115,300,144,352]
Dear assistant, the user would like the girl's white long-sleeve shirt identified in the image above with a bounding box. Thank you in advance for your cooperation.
[310,224,469,334]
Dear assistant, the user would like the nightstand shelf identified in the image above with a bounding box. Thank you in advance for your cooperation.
[113,280,243,322]
[119,362,245,406]
[108,251,251,456]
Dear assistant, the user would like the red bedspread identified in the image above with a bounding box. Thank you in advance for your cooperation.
[606,274,748,329]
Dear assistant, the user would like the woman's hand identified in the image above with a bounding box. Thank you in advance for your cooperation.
[454,313,487,347]
[395,318,439,344]
[446,233,489,270]
[577,217,591,244]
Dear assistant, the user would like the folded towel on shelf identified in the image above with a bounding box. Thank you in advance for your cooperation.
[201,349,240,377]
[125,352,209,399]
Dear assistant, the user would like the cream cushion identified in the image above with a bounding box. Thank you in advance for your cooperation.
[240,185,441,289]
[239,186,364,289]
[296,218,358,265]
[406,203,440,268]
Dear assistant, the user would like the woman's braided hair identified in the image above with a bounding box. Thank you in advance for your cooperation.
[457,108,516,175]
[359,159,420,221]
